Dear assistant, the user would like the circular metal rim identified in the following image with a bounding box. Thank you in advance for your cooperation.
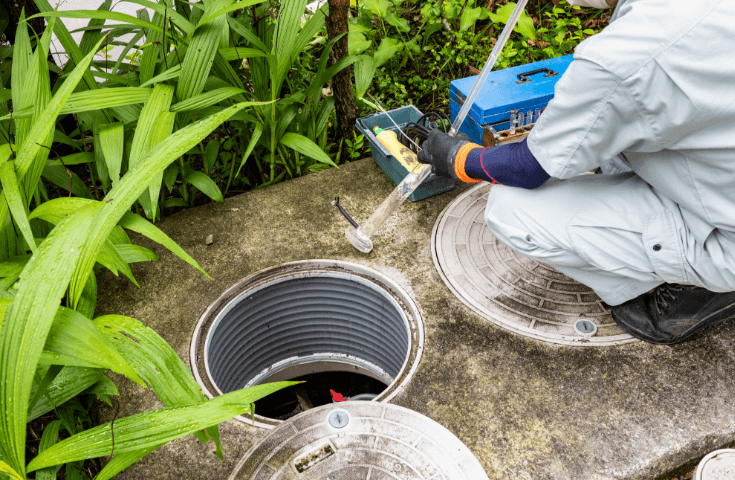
[190,259,425,429]
[695,448,735,480]
[431,183,637,347]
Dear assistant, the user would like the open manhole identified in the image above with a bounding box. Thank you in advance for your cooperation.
[432,183,636,346]
[229,402,488,479]
[191,260,424,429]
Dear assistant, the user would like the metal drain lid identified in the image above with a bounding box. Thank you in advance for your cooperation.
[432,183,636,346]
[230,402,488,479]
[695,449,735,480]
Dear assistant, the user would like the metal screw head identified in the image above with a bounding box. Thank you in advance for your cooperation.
[328,410,350,429]
[574,320,597,337]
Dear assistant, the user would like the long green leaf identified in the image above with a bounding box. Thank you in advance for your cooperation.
[77,273,97,320]
[120,0,195,35]
[35,420,63,480]
[31,11,164,36]
[231,122,262,185]
[10,10,33,148]
[183,170,223,202]
[196,0,266,27]
[177,9,225,101]
[14,36,106,197]
[281,132,337,168]
[27,382,295,472]
[98,123,124,184]
[217,46,267,62]
[68,101,259,308]
[170,87,246,112]
[39,307,144,386]
[115,244,159,264]
[92,314,217,450]
[147,111,177,219]
[119,211,208,276]
[139,64,181,88]
[28,367,104,422]
[0,461,23,480]
[0,201,100,475]
[0,162,36,253]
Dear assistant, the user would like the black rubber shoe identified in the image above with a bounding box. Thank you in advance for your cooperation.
[611,284,735,344]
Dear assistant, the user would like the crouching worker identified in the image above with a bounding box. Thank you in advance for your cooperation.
[418,0,735,344]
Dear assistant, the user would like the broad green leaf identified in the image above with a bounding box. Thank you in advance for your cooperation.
[374,37,403,66]
[28,367,104,423]
[170,87,247,112]
[10,10,33,147]
[129,84,175,173]
[184,170,224,202]
[460,6,483,31]
[348,31,371,56]
[196,0,266,27]
[138,6,165,85]
[492,2,535,40]
[363,0,391,17]
[77,272,97,320]
[115,244,159,264]
[0,255,29,278]
[355,55,377,97]
[0,202,100,475]
[281,132,337,168]
[227,16,268,52]
[27,382,295,472]
[81,375,119,406]
[68,101,259,308]
[147,111,177,219]
[39,307,144,386]
[98,239,138,284]
[46,152,95,167]
[0,162,36,253]
[35,420,63,480]
[217,46,268,62]
[384,12,409,32]
[93,124,110,190]
[120,211,208,275]
[0,461,23,480]
[204,139,220,173]
[139,64,181,88]
[178,5,225,101]
[99,123,124,184]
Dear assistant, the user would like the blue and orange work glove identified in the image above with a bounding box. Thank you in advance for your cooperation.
[416,129,483,183]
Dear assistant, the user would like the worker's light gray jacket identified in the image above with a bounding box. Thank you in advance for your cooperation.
[528,0,735,250]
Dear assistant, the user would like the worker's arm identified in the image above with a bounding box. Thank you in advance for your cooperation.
[416,129,550,189]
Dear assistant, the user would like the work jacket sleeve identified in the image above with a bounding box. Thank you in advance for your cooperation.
[526,56,657,179]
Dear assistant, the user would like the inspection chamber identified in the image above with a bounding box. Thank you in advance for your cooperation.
[191,260,424,428]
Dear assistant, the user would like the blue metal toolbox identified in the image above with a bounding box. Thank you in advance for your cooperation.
[450,55,574,146]
[356,105,456,202]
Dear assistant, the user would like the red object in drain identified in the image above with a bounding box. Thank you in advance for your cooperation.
[330,389,345,402]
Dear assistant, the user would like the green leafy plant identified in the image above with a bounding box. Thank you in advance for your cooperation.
[0,7,293,479]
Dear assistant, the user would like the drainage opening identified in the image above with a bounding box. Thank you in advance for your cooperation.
[191,260,424,429]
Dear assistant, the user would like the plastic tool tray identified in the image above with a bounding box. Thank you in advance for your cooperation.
[450,55,573,145]
[356,105,455,202]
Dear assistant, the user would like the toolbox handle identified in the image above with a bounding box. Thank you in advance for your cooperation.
[516,68,558,84]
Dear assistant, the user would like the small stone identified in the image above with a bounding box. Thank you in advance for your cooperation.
[231,207,240,212]
[205,234,214,245]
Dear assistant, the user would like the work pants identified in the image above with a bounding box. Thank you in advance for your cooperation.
[484,169,735,306]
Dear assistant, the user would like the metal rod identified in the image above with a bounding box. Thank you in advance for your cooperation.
[448,0,530,137]
[366,94,422,152]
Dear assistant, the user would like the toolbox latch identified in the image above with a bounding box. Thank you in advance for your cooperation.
[516,68,559,84]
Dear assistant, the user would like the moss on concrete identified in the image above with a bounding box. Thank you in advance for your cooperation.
[96,159,735,479]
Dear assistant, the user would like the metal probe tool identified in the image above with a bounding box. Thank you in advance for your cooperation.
[345,0,530,253]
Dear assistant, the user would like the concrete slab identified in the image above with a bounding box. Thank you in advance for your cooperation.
[96,158,735,479]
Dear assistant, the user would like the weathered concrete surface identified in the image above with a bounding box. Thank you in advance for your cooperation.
[96,158,735,479]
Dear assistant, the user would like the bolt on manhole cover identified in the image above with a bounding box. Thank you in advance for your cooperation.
[432,183,636,346]
[229,401,488,479]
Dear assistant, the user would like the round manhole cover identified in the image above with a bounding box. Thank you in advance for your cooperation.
[191,260,425,428]
[432,183,636,346]
[230,402,488,479]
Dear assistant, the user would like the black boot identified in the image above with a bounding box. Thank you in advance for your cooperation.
[611,284,735,344]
